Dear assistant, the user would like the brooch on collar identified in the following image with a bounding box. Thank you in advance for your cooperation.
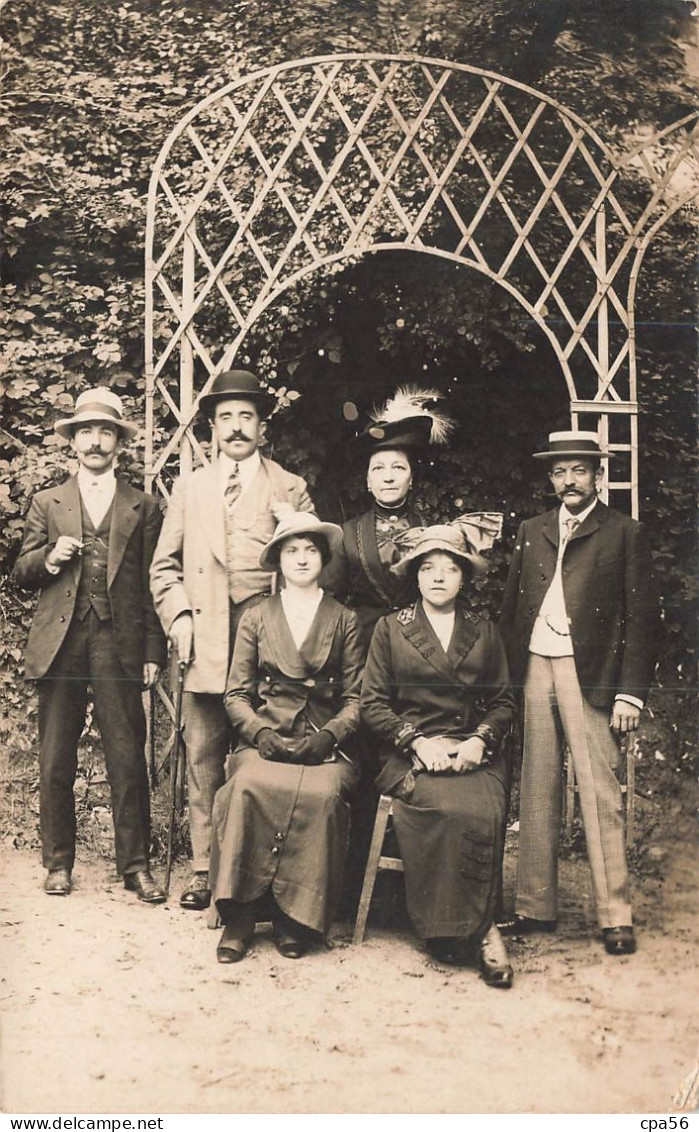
[396,603,417,625]
[461,607,481,625]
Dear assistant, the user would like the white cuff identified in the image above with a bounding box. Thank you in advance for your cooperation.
[614,694,644,711]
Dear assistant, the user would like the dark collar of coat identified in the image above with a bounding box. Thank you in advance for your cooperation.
[353,505,421,606]
[541,499,607,549]
[48,475,143,588]
[396,598,481,684]
[260,591,343,678]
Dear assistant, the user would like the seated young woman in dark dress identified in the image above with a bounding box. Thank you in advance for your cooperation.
[208,513,364,963]
[360,524,516,987]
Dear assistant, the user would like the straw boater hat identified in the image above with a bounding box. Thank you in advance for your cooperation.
[259,512,344,572]
[532,430,612,461]
[391,512,504,579]
[351,386,455,453]
[199,370,275,419]
[54,388,138,440]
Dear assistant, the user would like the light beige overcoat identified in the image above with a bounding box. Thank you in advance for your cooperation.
[149,456,312,693]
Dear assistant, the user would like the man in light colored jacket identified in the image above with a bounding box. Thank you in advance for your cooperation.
[150,370,314,909]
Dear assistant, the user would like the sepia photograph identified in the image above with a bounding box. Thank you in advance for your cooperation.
[1,0,697,1119]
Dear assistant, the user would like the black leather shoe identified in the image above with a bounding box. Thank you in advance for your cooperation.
[603,926,636,955]
[479,925,514,989]
[426,937,472,965]
[124,869,166,904]
[217,906,256,964]
[44,868,72,896]
[180,872,211,910]
[273,916,310,960]
[498,914,557,936]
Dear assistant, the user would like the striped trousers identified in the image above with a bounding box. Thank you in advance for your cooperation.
[516,654,632,929]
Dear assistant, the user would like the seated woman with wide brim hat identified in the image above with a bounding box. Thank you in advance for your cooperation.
[208,512,364,962]
[360,522,516,986]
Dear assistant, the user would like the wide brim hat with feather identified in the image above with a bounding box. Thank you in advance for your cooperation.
[390,513,504,578]
[352,386,455,453]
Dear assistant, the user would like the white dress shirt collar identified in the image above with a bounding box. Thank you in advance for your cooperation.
[77,467,116,527]
[218,448,261,495]
[559,496,598,532]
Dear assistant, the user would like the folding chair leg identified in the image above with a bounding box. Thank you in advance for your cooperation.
[353,795,392,945]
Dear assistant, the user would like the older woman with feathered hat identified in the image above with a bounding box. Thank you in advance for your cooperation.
[360,519,516,986]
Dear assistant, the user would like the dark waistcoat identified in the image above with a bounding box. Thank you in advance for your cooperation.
[74,497,113,622]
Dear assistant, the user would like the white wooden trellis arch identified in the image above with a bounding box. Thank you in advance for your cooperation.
[145,53,698,516]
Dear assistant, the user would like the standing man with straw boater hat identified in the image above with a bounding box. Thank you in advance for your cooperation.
[149,369,314,911]
[15,388,167,902]
[498,430,661,955]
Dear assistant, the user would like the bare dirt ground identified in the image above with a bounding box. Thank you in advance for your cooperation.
[1,824,697,1117]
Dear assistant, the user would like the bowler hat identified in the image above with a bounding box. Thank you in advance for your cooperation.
[54,388,138,440]
[199,370,274,418]
[259,512,343,572]
[533,430,612,461]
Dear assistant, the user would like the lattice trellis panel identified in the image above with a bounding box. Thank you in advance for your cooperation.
[145,54,698,514]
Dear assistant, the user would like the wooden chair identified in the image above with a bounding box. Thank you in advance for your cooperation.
[352,794,403,945]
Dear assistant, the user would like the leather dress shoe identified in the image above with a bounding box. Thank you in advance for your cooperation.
[44,868,72,896]
[603,925,636,955]
[180,872,211,911]
[479,925,514,989]
[217,907,256,963]
[273,915,310,960]
[498,914,557,936]
[426,937,472,966]
[124,869,166,904]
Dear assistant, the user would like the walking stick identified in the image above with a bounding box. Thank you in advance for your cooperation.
[164,659,186,897]
[148,686,157,789]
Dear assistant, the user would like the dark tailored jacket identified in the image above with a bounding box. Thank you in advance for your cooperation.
[14,476,167,681]
[498,501,662,708]
[224,593,364,761]
[360,599,516,795]
[323,506,421,647]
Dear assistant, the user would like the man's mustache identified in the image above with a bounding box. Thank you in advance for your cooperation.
[223,431,253,442]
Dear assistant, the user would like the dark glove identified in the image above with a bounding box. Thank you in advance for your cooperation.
[256,728,291,762]
[290,730,335,765]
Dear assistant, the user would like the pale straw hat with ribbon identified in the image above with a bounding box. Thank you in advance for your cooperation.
[54,388,138,439]
[532,430,612,460]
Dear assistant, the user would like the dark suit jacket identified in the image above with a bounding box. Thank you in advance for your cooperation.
[224,593,363,760]
[14,476,166,680]
[323,506,421,648]
[360,599,515,794]
[498,502,662,708]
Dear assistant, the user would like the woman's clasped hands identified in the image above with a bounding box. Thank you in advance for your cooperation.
[412,734,486,775]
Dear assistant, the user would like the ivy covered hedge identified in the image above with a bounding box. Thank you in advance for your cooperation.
[1,1,696,845]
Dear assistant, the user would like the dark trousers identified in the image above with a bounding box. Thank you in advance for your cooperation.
[37,610,150,875]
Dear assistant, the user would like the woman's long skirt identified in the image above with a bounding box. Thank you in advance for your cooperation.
[209,747,358,934]
[391,767,507,939]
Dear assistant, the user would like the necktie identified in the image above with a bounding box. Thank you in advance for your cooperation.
[225,464,241,508]
[563,517,580,543]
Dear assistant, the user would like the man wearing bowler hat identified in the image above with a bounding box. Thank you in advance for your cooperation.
[498,431,661,955]
[15,388,167,901]
[149,370,314,910]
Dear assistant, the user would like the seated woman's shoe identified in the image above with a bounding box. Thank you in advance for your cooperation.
[426,937,471,965]
[216,906,257,964]
[479,924,514,989]
[603,925,636,955]
[180,871,211,911]
[273,913,310,959]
